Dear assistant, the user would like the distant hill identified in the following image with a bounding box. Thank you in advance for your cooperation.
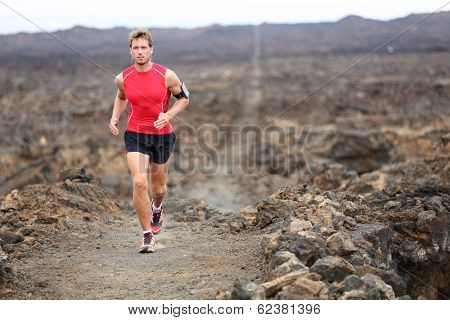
[0,11,449,62]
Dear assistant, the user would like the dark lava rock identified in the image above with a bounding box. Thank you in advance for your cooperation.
[338,275,365,292]
[310,256,355,283]
[275,232,327,266]
[361,274,395,300]
[59,168,92,183]
[0,231,25,244]
[231,281,265,300]
[0,246,7,283]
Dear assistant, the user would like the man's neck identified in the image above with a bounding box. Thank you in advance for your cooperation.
[135,61,153,72]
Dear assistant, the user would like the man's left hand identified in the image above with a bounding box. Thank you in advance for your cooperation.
[154,112,173,130]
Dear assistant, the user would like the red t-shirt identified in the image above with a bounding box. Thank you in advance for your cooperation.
[122,63,172,134]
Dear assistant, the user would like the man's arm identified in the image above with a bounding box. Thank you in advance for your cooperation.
[109,73,128,135]
[153,69,189,130]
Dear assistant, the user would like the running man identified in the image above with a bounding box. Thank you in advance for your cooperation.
[109,28,189,253]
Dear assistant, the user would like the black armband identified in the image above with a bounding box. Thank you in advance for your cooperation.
[173,82,190,100]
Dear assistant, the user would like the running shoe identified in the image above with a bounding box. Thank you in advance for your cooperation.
[139,233,156,253]
[151,200,164,235]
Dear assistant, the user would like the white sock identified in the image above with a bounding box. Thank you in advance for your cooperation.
[152,201,162,211]
[143,230,153,236]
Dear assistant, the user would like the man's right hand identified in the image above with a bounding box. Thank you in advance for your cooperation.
[109,118,119,135]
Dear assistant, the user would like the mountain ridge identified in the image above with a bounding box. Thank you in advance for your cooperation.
[0,12,449,62]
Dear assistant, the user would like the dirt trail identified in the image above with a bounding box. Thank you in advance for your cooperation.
[239,25,262,126]
[8,200,264,299]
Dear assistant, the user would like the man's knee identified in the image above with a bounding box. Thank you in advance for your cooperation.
[152,184,167,198]
[133,176,148,192]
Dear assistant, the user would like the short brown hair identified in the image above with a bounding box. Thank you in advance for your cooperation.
[128,28,153,48]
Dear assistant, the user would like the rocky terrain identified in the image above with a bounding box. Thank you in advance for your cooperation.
[228,182,449,300]
[0,12,449,299]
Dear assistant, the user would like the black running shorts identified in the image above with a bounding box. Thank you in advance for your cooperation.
[124,130,176,164]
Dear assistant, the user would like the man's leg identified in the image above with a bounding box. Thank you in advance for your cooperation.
[150,159,170,207]
[127,152,151,231]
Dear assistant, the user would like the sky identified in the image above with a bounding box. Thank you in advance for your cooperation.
[0,0,449,35]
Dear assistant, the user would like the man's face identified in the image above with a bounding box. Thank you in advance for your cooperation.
[130,38,152,65]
